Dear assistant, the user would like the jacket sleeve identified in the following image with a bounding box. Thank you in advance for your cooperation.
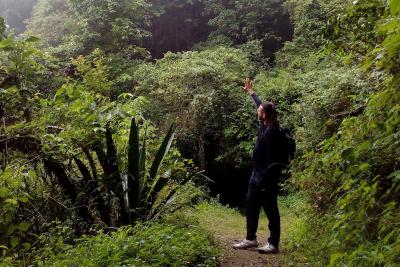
[250,93,262,110]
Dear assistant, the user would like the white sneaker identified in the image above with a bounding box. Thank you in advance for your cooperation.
[258,242,279,254]
[232,239,259,250]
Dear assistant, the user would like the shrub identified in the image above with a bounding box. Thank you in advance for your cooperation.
[37,223,218,267]
[0,165,33,259]
[288,0,400,265]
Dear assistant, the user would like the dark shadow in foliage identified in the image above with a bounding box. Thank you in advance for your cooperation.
[146,0,212,59]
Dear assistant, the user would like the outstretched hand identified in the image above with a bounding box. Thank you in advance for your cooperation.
[243,78,255,95]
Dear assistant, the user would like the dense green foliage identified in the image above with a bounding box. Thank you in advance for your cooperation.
[38,222,218,267]
[23,0,293,60]
[286,0,400,265]
[203,0,293,62]
[0,0,399,265]
[0,166,33,256]
[26,0,151,56]
[133,47,252,167]
[0,34,208,264]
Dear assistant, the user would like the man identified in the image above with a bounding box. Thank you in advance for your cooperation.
[232,78,288,254]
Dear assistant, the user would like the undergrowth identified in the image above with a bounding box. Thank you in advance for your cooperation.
[0,218,218,267]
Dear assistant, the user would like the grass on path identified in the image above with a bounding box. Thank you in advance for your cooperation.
[189,191,308,267]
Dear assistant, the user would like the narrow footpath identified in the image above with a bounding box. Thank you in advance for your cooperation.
[195,196,302,267]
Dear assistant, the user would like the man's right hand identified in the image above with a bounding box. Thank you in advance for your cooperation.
[243,78,255,95]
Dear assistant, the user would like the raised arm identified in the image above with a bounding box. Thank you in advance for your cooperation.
[243,78,261,109]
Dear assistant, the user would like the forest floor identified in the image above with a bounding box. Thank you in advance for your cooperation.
[194,193,305,267]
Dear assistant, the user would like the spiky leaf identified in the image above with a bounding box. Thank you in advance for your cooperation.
[128,118,140,181]
[74,158,93,182]
[149,123,176,181]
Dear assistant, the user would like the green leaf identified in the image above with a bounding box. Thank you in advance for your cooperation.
[28,170,37,180]
[128,118,140,183]
[145,175,169,212]
[10,237,19,248]
[341,148,354,161]
[359,163,370,171]
[18,222,30,232]
[148,171,198,219]
[19,196,29,203]
[0,188,8,197]
[4,198,18,206]
[118,93,134,100]
[22,243,31,250]
[22,49,35,59]
[329,252,343,264]
[138,126,147,196]
[149,123,176,180]
[0,39,12,49]
[25,36,40,43]
[144,123,176,214]
[127,118,141,212]
[390,0,400,15]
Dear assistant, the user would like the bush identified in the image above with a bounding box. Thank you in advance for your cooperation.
[287,0,400,265]
[0,165,33,259]
[37,223,218,267]
[133,46,252,169]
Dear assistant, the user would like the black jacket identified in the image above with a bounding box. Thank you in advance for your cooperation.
[251,93,288,172]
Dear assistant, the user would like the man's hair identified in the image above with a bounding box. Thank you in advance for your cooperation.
[261,101,278,122]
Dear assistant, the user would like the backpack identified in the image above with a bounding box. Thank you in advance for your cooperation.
[266,127,296,171]
[273,127,296,185]
[280,127,296,164]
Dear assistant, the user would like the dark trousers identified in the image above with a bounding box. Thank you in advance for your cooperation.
[246,168,280,247]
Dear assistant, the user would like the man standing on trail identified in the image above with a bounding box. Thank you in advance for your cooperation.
[232,78,288,254]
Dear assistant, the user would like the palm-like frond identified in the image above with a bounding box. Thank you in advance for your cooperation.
[127,118,141,220]
[149,123,176,181]
[147,170,202,220]
[144,123,176,214]
[74,157,112,225]
[105,124,129,224]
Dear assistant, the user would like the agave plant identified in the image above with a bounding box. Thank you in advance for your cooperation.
[124,117,177,224]
[78,117,194,225]
[44,117,196,226]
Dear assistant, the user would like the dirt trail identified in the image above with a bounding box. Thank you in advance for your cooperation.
[196,203,290,267]
[214,232,285,267]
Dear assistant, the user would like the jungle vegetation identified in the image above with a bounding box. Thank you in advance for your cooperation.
[0,0,399,266]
